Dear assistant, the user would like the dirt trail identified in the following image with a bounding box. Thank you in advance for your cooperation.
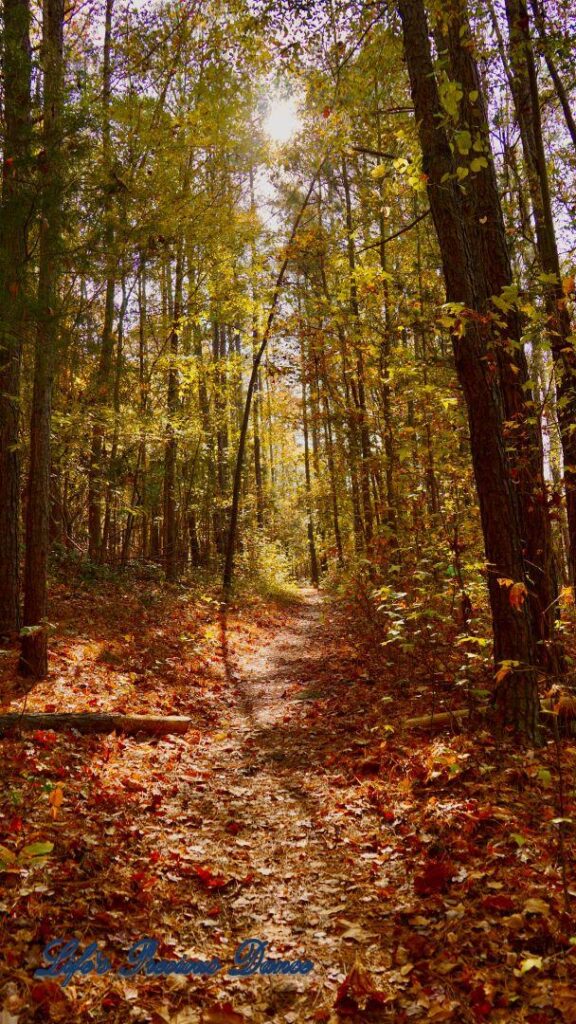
[0,587,403,1022]
[194,588,393,1020]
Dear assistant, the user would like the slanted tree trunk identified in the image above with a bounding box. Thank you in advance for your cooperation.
[0,0,32,636]
[19,0,65,678]
[527,0,576,153]
[397,0,540,742]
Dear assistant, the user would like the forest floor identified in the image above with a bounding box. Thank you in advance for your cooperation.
[1,576,576,1023]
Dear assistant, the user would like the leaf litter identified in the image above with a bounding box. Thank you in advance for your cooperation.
[0,578,575,1022]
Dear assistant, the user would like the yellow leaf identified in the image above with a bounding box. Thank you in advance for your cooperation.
[520,955,542,973]
[562,275,575,296]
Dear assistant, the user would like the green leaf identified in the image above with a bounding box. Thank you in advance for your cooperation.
[0,845,17,867]
[455,130,472,155]
[19,841,54,859]
[537,767,552,788]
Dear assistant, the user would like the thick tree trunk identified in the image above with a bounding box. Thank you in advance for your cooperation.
[0,0,32,636]
[438,0,560,672]
[397,0,540,742]
[19,0,65,679]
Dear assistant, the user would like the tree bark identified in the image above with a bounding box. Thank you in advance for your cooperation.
[19,0,65,678]
[397,0,540,742]
[0,0,32,635]
[438,0,560,671]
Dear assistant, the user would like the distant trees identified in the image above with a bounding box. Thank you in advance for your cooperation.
[0,0,575,743]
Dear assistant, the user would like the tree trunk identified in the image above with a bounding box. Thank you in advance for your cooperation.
[438,0,560,672]
[505,0,576,590]
[397,0,540,743]
[299,314,319,586]
[0,0,32,636]
[163,249,183,582]
[87,0,115,562]
[19,0,65,679]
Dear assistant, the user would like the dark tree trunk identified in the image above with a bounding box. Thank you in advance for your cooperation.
[397,0,540,742]
[0,0,32,636]
[438,0,560,671]
[19,0,64,678]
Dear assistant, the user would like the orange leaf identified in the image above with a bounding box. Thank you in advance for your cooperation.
[49,785,64,819]
[509,582,527,610]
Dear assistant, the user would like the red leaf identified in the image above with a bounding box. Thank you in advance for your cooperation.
[335,961,389,1012]
[31,982,62,1004]
[322,106,331,118]
[194,864,229,889]
[32,730,57,747]
[482,894,514,912]
[414,859,455,895]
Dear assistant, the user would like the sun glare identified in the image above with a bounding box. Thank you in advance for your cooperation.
[264,97,300,144]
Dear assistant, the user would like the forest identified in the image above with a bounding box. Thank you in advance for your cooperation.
[1,0,576,1021]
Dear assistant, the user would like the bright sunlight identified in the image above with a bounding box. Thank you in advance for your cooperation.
[264,95,300,143]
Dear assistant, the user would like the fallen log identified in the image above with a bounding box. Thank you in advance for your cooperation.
[403,708,482,730]
[0,713,192,737]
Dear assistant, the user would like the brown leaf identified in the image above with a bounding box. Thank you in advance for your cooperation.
[202,1003,245,1024]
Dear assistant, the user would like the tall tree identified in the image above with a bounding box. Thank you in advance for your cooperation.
[19,0,65,677]
[397,0,541,741]
[504,0,576,588]
[0,0,32,635]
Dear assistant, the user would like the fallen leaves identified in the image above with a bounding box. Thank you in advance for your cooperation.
[2,581,576,1024]
[335,959,392,1013]
[413,859,455,896]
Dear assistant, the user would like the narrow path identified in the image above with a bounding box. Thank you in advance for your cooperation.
[182,588,396,1020]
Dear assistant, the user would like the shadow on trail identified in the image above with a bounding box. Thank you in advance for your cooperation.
[216,594,376,820]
